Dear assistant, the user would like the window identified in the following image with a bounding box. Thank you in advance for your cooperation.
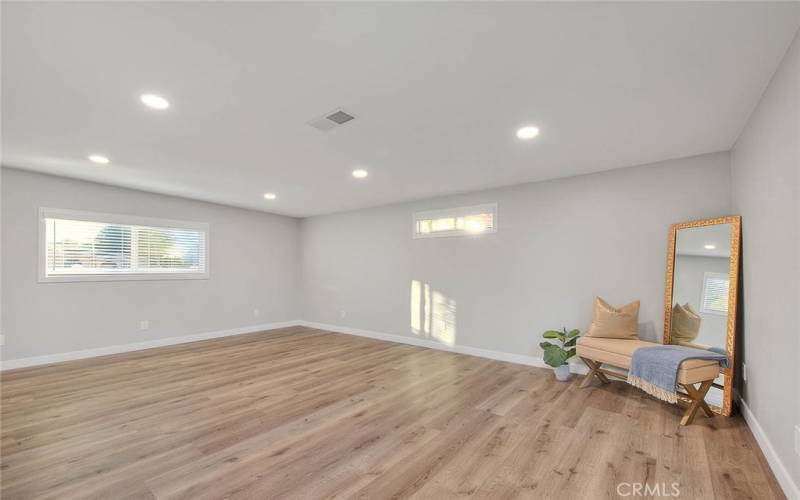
[39,208,209,282]
[413,203,497,239]
[701,272,729,315]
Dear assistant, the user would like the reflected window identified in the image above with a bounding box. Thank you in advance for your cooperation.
[701,272,729,314]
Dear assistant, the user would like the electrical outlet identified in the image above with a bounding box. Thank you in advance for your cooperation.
[139,320,149,331]
[340,310,347,319]
[742,363,747,382]
[253,308,261,318]
[795,425,800,457]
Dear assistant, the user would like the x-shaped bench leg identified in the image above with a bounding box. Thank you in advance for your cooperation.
[579,357,611,388]
[680,380,714,425]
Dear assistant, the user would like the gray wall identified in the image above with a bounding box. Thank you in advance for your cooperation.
[1,168,301,360]
[301,152,731,359]
[732,30,800,488]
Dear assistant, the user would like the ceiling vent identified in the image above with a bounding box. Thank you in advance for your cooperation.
[308,109,356,131]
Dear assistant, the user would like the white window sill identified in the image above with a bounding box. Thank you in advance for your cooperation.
[39,272,210,283]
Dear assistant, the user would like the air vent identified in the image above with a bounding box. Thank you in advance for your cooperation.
[326,110,354,124]
[308,109,356,131]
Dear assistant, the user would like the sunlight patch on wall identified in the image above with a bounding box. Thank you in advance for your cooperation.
[431,291,456,346]
[410,280,456,346]
[411,280,422,335]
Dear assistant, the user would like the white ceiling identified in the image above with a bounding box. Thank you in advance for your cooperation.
[3,2,799,218]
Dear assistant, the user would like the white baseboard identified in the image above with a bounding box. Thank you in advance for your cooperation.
[739,398,800,500]
[0,319,589,376]
[0,320,302,371]
[298,320,588,375]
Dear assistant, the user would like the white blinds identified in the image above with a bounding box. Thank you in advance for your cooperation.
[702,274,729,313]
[43,212,207,278]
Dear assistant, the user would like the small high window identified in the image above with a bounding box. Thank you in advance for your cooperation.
[413,203,497,238]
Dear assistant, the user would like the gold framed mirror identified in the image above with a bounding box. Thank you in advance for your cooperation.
[664,216,741,416]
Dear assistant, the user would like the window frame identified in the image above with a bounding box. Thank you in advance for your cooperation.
[412,203,498,239]
[700,271,729,316]
[38,207,210,283]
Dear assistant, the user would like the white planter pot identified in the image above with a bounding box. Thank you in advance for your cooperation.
[554,364,571,381]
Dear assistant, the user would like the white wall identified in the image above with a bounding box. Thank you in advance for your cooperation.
[731,29,800,492]
[1,168,301,361]
[301,152,731,359]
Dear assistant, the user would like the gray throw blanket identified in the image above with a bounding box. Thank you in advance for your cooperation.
[627,345,729,403]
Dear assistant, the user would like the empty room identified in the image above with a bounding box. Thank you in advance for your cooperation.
[1,2,799,499]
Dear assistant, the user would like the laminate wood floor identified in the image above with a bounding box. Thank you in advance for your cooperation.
[1,327,784,499]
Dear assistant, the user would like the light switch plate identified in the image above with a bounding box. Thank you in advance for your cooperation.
[742,363,747,382]
[140,320,149,331]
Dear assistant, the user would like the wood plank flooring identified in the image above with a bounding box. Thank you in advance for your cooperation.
[0,327,784,499]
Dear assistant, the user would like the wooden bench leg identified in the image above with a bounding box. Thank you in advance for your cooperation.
[682,380,715,417]
[580,357,611,388]
[680,380,714,426]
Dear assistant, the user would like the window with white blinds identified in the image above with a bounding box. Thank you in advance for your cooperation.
[39,208,209,282]
[701,272,729,315]
[413,203,497,238]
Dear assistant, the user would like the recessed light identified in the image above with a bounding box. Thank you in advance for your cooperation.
[704,244,716,250]
[140,93,170,110]
[352,169,368,179]
[88,154,110,164]
[263,193,277,200]
[516,126,540,140]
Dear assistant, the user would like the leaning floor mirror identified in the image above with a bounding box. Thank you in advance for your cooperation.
[664,216,741,416]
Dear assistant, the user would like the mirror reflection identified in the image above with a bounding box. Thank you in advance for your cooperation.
[670,223,732,409]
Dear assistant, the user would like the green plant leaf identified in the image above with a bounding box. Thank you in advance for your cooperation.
[539,341,555,350]
[565,348,577,359]
[542,330,563,339]
[567,329,580,338]
[564,337,578,348]
[542,345,569,367]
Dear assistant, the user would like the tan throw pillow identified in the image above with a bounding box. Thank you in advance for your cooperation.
[671,303,701,343]
[683,302,700,318]
[585,296,640,339]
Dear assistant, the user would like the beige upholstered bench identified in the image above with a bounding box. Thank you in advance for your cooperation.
[576,337,721,425]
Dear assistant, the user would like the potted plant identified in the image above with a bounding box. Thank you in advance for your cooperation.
[540,328,580,381]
